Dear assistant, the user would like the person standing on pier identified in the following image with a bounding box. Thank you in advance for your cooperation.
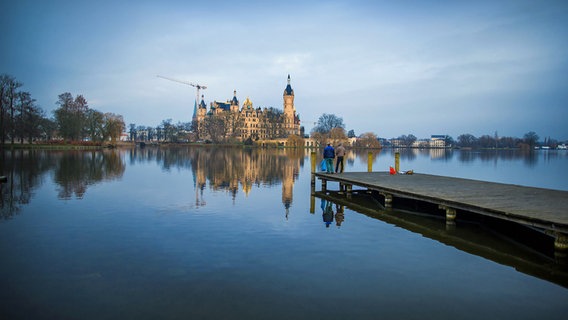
[335,143,346,173]
[323,143,335,173]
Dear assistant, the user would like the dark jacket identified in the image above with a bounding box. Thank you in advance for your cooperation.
[323,145,335,158]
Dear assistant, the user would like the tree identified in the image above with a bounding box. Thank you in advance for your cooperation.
[312,113,345,134]
[356,132,381,148]
[286,134,304,147]
[0,74,14,143]
[329,127,347,145]
[203,116,228,143]
[103,113,125,144]
[444,135,455,148]
[15,91,37,143]
[85,109,105,142]
[310,131,326,147]
[347,129,356,138]
[129,123,137,141]
[39,117,57,141]
[263,107,283,139]
[478,135,495,149]
[457,134,477,148]
[161,119,175,142]
[6,76,22,144]
[523,131,539,149]
[54,93,89,141]
[397,134,417,147]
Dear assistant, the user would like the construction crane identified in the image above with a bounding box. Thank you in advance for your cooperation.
[157,75,207,109]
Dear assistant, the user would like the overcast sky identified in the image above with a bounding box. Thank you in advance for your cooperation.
[2,0,567,140]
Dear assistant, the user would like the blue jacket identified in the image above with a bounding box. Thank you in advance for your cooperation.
[323,145,335,158]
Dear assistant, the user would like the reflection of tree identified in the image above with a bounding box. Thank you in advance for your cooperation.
[1,150,53,219]
[457,149,539,167]
[352,149,383,166]
[54,150,125,199]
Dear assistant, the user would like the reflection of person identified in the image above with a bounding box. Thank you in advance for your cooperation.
[323,143,335,174]
[335,143,346,173]
[321,199,334,228]
[335,204,345,228]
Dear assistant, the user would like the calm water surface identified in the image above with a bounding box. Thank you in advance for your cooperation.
[1,147,567,319]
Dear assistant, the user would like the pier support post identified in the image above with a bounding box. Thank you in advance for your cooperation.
[322,179,327,193]
[439,205,457,222]
[346,184,353,199]
[554,232,568,254]
[381,193,393,208]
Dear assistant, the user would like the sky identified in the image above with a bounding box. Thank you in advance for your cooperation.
[1,0,567,140]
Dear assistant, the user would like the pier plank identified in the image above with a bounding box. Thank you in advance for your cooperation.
[314,172,568,232]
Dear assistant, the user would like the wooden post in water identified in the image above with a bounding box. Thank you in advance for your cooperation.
[367,152,373,172]
[310,194,315,214]
[395,152,400,173]
[310,152,316,214]
[311,152,316,174]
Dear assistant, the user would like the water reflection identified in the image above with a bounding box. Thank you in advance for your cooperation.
[54,150,125,199]
[313,191,568,288]
[320,198,346,228]
[385,147,561,167]
[0,149,125,218]
[1,149,51,219]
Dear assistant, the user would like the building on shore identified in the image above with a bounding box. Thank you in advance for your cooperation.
[195,75,301,142]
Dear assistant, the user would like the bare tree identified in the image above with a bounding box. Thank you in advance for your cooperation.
[523,131,539,149]
[356,132,381,148]
[204,115,229,143]
[312,113,345,135]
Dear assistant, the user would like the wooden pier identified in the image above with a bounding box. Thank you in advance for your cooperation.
[313,172,568,252]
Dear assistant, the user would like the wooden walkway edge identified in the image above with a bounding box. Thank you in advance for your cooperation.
[313,172,568,251]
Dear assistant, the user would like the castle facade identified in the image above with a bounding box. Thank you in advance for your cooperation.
[194,75,301,141]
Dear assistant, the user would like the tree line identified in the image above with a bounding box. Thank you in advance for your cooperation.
[1,74,125,145]
[383,131,562,149]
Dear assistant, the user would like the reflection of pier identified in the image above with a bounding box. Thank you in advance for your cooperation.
[312,172,568,256]
[311,190,568,288]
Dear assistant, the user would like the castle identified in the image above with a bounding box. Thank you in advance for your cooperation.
[194,75,301,141]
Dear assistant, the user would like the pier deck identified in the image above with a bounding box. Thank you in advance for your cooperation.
[314,172,568,235]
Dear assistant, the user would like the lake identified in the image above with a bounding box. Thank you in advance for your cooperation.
[1,147,567,319]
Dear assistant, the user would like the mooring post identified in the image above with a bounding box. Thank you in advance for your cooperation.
[310,151,317,191]
[367,152,373,172]
[310,194,315,214]
[311,151,316,173]
[395,152,400,173]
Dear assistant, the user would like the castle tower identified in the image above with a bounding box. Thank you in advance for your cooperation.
[283,74,298,136]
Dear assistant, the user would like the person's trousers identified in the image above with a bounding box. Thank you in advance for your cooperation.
[335,156,344,173]
[325,158,334,173]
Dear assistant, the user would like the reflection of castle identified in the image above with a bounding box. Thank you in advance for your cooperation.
[195,75,301,140]
[190,148,301,214]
